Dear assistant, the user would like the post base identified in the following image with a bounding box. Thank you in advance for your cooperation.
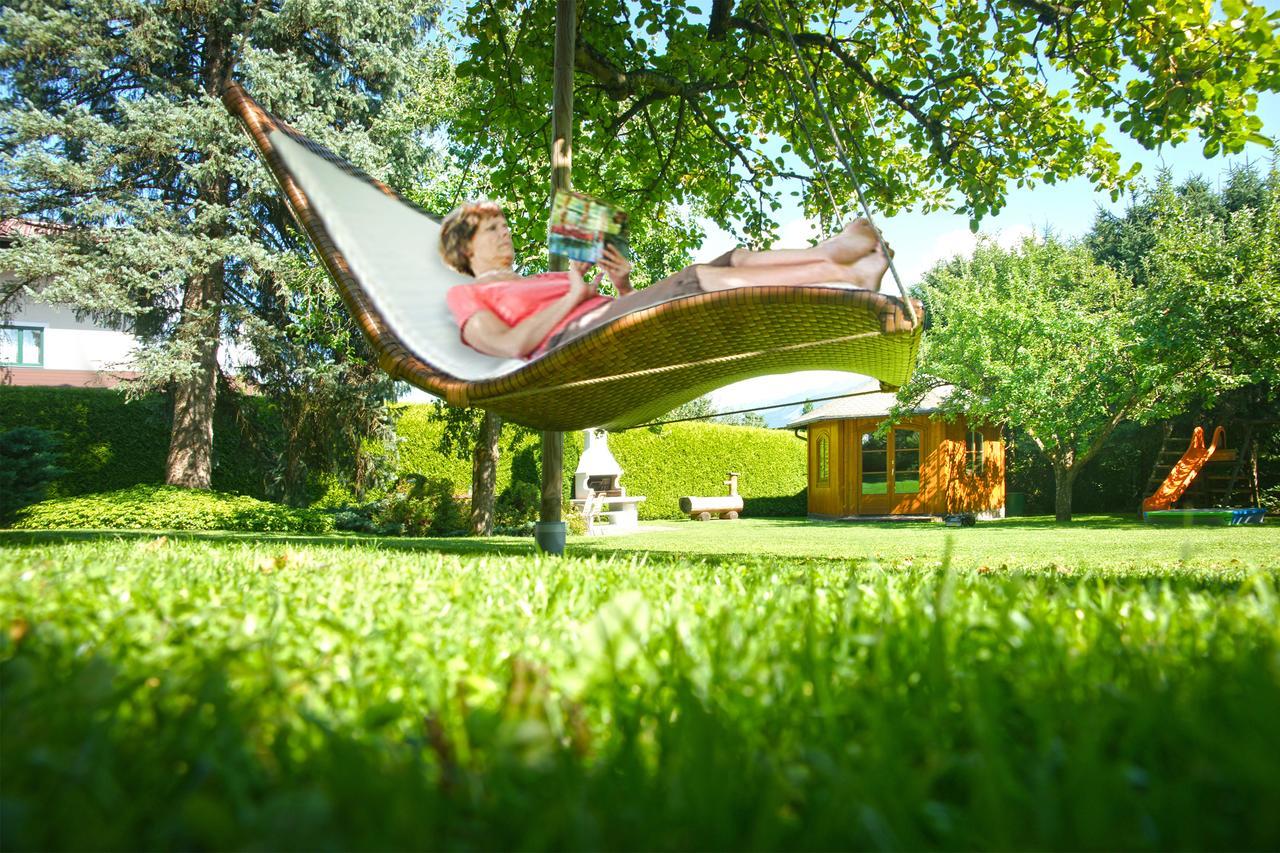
[534,521,567,556]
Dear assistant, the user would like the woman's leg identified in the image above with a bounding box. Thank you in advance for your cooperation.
[697,243,891,292]
[539,243,891,354]
[726,218,881,268]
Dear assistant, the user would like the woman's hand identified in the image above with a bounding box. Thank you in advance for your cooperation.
[600,244,632,293]
[568,259,604,302]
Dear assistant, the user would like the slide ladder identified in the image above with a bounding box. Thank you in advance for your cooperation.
[1142,426,1226,512]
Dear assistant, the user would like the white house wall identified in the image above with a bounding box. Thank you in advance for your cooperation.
[4,284,138,373]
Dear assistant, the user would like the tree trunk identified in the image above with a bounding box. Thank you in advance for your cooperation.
[1053,463,1076,522]
[165,20,235,490]
[470,412,502,535]
[165,263,223,489]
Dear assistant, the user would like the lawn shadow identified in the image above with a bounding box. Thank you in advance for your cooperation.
[984,514,1147,530]
[0,527,540,557]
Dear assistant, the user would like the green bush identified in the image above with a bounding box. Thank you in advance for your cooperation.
[13,485,334,533]
[0,427,67,526]
[425,479,471,536]
[367,475,470,537]
[495,480,541,527]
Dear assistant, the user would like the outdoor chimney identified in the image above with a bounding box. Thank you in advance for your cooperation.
[574,429,625,499]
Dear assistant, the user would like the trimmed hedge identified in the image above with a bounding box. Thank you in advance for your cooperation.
[13,485,334,533]
[582,423,808,520]
[1,390,809,520]
[392,406,495,490]
[0,387,270,499]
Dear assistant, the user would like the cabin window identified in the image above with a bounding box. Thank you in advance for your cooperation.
[893,427,921,494]
[0,325,43,367]
[966,429,984,475]
[816,435,830,484]
[861,431,888,495]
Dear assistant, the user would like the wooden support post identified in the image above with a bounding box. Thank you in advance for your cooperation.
[535,0,575,557]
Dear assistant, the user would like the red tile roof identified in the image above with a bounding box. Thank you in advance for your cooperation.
[0,218,70,240]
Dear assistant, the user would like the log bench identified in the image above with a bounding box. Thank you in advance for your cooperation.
[679,473,743,521]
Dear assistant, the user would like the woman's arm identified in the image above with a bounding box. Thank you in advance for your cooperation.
[461,264,595,359]
[600,244,633,295]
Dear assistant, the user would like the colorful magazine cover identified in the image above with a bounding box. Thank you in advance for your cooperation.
[548,190,631,264]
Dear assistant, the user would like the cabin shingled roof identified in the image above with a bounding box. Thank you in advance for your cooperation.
[786,385,955,428]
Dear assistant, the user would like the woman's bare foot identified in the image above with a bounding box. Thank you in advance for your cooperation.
[821,218,880,264]
[842,243,892,291]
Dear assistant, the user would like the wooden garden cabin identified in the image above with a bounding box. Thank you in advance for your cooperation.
[788,387,1005,519]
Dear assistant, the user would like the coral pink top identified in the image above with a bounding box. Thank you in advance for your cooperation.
[446,272,612,357]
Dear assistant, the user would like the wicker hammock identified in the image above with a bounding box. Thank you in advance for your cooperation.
[223,83,923,431]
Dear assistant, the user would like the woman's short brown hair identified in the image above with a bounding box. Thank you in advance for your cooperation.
[439,199,505,276]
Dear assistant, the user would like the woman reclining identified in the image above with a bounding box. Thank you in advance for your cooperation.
[440,199,893,360]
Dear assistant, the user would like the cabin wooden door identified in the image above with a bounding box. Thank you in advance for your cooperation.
[854,422,926,515]
[807,423,839,516]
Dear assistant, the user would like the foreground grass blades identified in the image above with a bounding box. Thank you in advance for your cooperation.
[3,524,1279,850]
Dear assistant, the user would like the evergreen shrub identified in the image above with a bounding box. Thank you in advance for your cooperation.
[0,427,67,526]
[13,485,334,533]
[495,480,541,528]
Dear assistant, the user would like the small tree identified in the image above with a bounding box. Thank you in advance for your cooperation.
[0,427,66,525]
[897,236,1163,521]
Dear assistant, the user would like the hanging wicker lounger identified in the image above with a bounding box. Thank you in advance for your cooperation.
[223,83,923,432]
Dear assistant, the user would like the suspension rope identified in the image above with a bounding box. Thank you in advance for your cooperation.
[467,328,884,405]
[764,0,919,326]
[765,33,845,227]
[620,386,885,430]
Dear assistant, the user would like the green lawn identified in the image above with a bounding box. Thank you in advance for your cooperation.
[3,519,1279,849]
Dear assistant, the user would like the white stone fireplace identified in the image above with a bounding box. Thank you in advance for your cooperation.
[572,429,645,534]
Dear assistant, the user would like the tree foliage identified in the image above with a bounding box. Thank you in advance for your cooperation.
[1094,165,1280,403]
[239,257,402,506]
[452,0,1280,245]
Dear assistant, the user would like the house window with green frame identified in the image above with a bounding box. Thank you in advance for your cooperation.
[816,435,830,484]
[0,325,44,367]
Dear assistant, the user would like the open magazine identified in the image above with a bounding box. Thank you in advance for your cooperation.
[548,190,631,263]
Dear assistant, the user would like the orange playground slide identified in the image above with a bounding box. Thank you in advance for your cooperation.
[1142,426,1226,512]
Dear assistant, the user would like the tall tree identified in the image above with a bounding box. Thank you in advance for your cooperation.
[1131,167,1280,411]
[1087,165,1280,408]
[238,257,402,506]
[1,0,449,489]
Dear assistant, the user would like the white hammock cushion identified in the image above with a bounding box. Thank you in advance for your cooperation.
[270,130,526,381]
